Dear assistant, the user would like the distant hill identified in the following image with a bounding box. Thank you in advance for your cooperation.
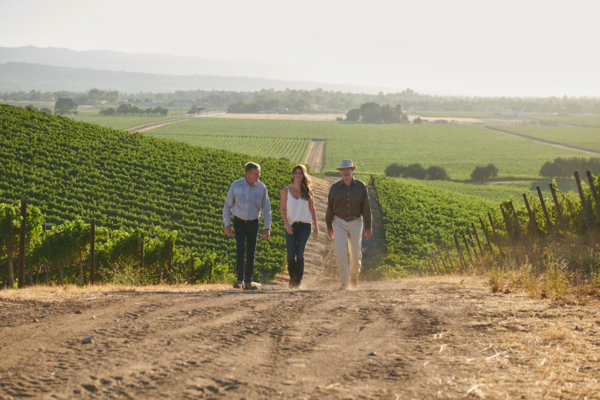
[0,46,396,93]
[0,62,392,94]
[0,104,289,279]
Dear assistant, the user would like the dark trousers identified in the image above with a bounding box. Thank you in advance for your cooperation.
[285,222,311,284]
[233,217,259,283]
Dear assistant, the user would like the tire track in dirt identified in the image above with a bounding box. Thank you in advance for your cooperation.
[1,278,599,398]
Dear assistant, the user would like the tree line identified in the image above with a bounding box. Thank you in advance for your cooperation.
[4,87,600,115]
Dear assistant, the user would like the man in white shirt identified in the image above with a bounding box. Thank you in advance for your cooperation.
[223,162,272,290]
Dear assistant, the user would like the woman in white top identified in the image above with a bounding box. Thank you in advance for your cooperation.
[280,164,318,288]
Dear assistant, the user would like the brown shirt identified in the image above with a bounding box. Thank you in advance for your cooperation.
[326,178,372,230]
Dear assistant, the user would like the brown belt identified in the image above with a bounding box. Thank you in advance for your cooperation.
[336,215,361,222]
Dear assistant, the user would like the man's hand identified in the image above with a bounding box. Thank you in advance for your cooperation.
[262,229,271,241]
[224,226,233,236]
[327,229,334,239]
[285,224,293,235]
[364,228,373,240]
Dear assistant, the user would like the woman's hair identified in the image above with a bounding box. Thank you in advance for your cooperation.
[292,164,312,200]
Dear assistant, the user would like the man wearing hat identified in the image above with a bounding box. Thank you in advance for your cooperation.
[326,159,373,290]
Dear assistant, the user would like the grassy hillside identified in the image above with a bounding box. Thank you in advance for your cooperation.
[147,117,586,179]
[0,105,292,280]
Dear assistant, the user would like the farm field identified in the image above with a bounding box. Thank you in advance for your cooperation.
[0,105,293,283]
[71,114,179,131]
[147,132,311,164]
[491,125,600,153]
[408,178,579,205]
[149,117,587,179]
[412,110,499,119]
[210,112,344,121]
[528,113,600,127]
[374,176,495,269]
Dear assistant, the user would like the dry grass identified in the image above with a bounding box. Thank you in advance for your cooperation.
[0,282,235,302]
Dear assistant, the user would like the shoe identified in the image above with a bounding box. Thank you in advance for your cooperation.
[289,278,296,289]
[350,276,358,289]
[233,281,243,289]
[294,281,302,290]
[243,281,257,291]
[338,283,349,291]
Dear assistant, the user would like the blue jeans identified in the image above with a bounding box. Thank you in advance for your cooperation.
[233,217,259,283]
[285,222,311,284]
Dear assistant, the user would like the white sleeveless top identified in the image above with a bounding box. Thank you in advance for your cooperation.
[286,187,312,224]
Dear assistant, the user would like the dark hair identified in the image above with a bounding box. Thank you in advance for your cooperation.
[292,164,312,200]
[245,162,261,172]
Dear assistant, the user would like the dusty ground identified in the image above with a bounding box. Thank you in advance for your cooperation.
[304,141,325,174]
[2,178,600,399]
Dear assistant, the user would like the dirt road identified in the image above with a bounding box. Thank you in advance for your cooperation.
[1,178,599,399]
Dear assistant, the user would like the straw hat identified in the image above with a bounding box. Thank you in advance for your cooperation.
[336,159,357,170]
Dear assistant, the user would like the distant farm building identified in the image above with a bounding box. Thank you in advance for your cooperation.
[503,108,532,117]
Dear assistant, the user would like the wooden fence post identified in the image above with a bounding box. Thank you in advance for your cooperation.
[471,223,484,257]
[488,212,505,257]
[536,186,556,242]
[549,183,569,240]
[443,242,455,271]
[454,233,467,269]
[139,233,144,271]
[467,227,479,258]
[437,245,448,272]
[18,199,27,289]
[574,171,595,247]
[585,170,600,223]
[479,217,494,256]
[167,241,173,283]
[461,231,473,263]
[189,253,195,285]
[522,194,541,245]
[90,219,95,285]
[508,200,527,246]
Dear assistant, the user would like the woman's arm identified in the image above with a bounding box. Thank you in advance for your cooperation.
[308,188,319,238]
[280,187,293,235]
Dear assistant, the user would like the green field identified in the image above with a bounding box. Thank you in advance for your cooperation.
[408,178,578,205]
[374,176,495,270]
[1,105,292,282]
[528,113,600,128]
[71,114,179,130]
[412,111,498,118]
[148,118,586,179]
[149,132,311,164]
[490,125,600,153]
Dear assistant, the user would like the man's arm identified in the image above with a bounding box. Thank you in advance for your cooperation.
[326,186,335,239]
[223,184,235,235]
[262,185,272,240]
[362,183,373,239]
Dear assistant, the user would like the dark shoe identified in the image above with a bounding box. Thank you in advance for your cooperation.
[243,281,257,290]
[289,278,296,289]
[233,280,243,289]
[338,283,349,291]
[350,276,358,289]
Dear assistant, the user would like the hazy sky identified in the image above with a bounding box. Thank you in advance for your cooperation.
[1,0,599,96]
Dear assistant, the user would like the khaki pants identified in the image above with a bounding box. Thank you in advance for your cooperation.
[333,216,363,284]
